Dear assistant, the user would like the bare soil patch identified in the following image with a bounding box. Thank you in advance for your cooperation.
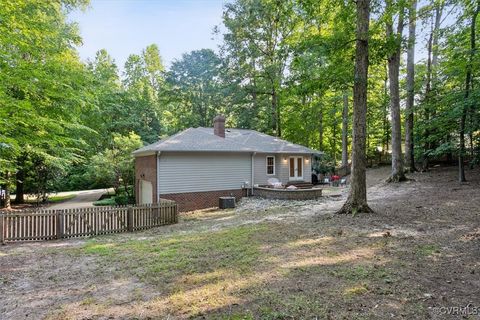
[1,165,479,319]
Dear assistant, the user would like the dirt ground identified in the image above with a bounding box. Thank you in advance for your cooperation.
[1,165,479,319]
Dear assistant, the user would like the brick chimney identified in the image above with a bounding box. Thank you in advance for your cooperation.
[213,115,226,138]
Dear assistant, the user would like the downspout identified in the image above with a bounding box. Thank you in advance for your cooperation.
[251,152,256,196]
[156,151,161,203]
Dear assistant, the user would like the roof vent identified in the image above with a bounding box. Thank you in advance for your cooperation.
[213,115,225,138]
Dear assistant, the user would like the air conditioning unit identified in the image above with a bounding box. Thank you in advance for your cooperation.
[219,196,236,209]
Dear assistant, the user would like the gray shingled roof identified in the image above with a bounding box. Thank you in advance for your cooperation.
[133,127,321,155]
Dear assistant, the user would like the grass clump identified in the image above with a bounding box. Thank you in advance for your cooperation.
[93,197,117,206]
[415,244,441,257]
[344,284,369,296]
[329,265,391,283]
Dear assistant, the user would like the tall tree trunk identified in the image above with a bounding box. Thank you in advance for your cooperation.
[13,168,25,204]
[276,93,281,137]
[430,4,442,149]
[431,4,442,83]
[337,0,373,214]
[382,67,389,154]
[271,87,280,136]
[469,130,474,169]
[4,173,11,209]
[318,105,324,151]
[422,30,433,171]
[405,0,417,172]
[459,2,479,182]
[422,3,443,171]
[386,1,406,182]
[341,92,349,167]
[332,112,338,164]
[459,114,467,182]
[13,154,26,204]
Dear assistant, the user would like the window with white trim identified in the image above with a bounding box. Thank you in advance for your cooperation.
[266,156,275,175]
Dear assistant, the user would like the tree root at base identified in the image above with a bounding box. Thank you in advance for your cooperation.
[386,174,409,183]
[336,201,374,215]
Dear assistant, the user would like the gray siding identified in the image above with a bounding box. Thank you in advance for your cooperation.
[254,153,312,185]
[253,153,281,185]
[304,156,312,183]
[158,152,251,195]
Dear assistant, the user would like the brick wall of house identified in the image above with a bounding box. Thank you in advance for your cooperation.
[135,155,157,204]
[161,189,247,212]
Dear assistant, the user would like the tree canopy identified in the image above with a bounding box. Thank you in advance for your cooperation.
[1,0,479,207]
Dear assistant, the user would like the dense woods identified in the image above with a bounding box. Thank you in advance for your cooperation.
[1,0,479,208]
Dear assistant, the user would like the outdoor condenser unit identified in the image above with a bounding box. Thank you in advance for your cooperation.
[219,196,236,209]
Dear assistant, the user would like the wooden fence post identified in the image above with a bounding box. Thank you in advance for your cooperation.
[56,210,64,239]
[127,206,133,232]
[0,214,4,245]
[174,204,178,223]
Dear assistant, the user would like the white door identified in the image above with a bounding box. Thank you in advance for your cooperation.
[289,156,303,180]
[139,180,153,204]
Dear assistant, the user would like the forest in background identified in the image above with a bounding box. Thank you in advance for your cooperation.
[1,0,479,206]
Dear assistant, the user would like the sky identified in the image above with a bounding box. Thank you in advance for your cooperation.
[70,0,458,72]
[69,0,227,70]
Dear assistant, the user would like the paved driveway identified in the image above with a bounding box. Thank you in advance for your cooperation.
[49,189,108,210]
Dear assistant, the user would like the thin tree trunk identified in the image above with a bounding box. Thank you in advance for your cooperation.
[13,168,25,204]
[251,60,258,112]
[341,92,349,167]
[271,87,280,136]
[319,105,324,151]
[332,113,338,164]
[469,130,474,169]
[459,111,467,182]
[5,173,11,209]
[459,2,479,182]
[422,30,433,171]
[431,4,442,83]
[422,3,443,171]
[430,4,442,150]
[383,68,389,154]
[405,0,417,173]
[276,93,281,137]
[386,1,406,182]
[13,154,26,204]
[337,0,373,214]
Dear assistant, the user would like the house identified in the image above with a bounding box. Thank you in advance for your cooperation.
[133,115,320,211]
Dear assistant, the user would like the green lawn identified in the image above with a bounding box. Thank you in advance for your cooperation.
[62,218,420,319]
[3,167,479,320]
[22,194,76,204]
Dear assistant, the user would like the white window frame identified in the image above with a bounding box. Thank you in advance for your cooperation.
[266,156,275,175]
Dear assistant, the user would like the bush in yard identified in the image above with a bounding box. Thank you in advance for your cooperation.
[312,154,335,175]
[86,132,142,203]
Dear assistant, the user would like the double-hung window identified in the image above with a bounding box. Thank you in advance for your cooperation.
[266,156,275,175]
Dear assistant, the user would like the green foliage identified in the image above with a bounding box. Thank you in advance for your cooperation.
[93,197,117,206]
[164,49,224,131]
[85,132,142,201]
[1,0,478,204]
[312,154,335,175]
[0,0,91,199]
